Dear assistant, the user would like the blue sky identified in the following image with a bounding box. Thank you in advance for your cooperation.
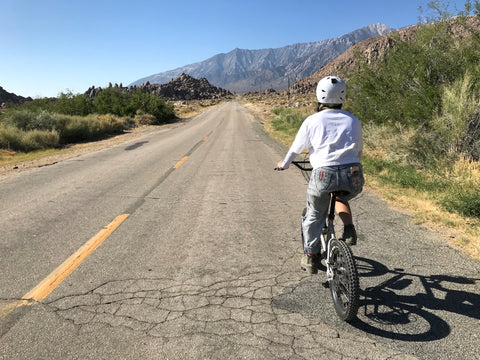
[0,0,469,98]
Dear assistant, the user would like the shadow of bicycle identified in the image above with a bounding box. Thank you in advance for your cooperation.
[350,257,480,342]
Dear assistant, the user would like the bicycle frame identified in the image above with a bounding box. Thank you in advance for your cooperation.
[322,194,338,283]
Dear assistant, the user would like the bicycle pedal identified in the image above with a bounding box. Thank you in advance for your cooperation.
[322,281,330,288]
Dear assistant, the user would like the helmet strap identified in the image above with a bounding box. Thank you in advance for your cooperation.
[317,103,342,112]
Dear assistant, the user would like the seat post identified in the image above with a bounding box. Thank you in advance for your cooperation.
[328,193,337,222]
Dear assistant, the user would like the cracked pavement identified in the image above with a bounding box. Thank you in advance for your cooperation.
[1,102,479,359]
[42,268,414,360]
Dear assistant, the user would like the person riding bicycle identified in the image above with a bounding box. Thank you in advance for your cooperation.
[277,75,364,274]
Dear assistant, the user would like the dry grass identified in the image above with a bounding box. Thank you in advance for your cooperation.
[365,172,480,260]
[0,148,70,167]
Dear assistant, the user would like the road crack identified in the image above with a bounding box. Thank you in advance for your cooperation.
[18,268,406,359]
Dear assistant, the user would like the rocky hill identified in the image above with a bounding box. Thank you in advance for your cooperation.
[130,23,392,93]
[85,73,233,101]
[281,25,418,98]
[0,86,32,107]
[284,16,480,99]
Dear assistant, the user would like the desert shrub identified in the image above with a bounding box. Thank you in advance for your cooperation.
[271,107,305,136]
[440,185,480,218]
[134,111,157,125]
[55,91,94,116]
[93,87,129,116]
[54,115,90,143]
[128,89,175,123]
[0,111,130,149]
[2,109,56,131]
[21,129,60,151]
[7,98,56,113]
[349,26,463,128]
[55,114,127,144]
[405,128,455,170]
[1,109,35,130]
[431,72,480,161]
[362,123,415,164]
[362,156,445,192]
[347,15,480,172]
[0,125,22,150]
[30,110,57,131]
[94,114,126,134]
[92,87,175,123]
[0,124,59,152]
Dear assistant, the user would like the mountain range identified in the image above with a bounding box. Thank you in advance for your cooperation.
[130,23,393,93]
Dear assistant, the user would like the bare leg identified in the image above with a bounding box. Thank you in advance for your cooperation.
[335,197,353,225]
[336,197,357,245]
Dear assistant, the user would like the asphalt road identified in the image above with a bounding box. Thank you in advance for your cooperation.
[0,101,479,359]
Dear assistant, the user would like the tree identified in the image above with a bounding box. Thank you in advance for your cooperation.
[93,87,129,116]
[55,91,94,116]
[128,89,175,123]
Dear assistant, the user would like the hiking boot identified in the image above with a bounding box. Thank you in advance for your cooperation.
[342,224,357,246]
[301,254,319,274]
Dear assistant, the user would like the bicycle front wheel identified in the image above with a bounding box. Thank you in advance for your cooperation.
[328,239,359,322]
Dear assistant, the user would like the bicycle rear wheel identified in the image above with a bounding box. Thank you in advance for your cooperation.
[328,239,359,322]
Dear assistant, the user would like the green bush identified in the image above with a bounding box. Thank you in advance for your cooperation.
[95,114,126,135]
[21,129,60,151]
[55,91,94,116]
[0,109,132,149]
[55,114,127,144]
[362,156,446,192]
[2,109,36,130]
[2,86,177,132]
[440,185,480,218]
[93,87,129,116]
[134,111,157,125]
[0,124,59,152]
[0,125,22,150]
[2,109,56,131]
[128,89,175,123]
[6,98,56,113]
[271,107,305,136]
[347,14,480,171]
[431,72,480,161]
[91,87,176,123]
[349,25,464,128]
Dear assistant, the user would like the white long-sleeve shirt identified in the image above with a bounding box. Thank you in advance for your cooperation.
[281,109,363,169]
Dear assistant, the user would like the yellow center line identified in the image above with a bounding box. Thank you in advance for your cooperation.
[174,156,189,168]
[2,121,222,322]
[0,213,129,322]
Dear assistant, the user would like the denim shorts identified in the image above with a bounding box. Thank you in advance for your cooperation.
[302,163,364,254]
[311,163,364,202]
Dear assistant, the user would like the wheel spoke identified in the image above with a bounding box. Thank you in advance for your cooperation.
[328,239,360,321]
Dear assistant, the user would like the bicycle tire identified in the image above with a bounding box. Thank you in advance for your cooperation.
[328,239,360,322]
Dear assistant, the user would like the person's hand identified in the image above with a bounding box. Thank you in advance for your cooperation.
[277,161,284,170]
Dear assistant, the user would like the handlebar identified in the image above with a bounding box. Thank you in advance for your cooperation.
[275,158,312,182]
[291,160,312,172]
[274,160,312,171]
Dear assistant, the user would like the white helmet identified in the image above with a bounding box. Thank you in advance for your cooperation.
[316,76,346,104]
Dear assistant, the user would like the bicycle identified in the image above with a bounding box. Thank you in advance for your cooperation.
[275,159,360,322]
